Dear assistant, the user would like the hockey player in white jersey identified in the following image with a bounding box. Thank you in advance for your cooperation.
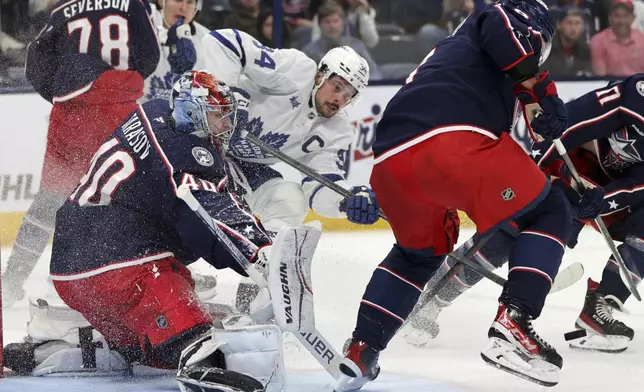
[144,0,211,102]
[202,30,380,233]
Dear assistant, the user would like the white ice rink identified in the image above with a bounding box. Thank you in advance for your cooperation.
[2,228,644,391]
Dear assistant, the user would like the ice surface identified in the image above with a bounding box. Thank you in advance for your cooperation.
[0,370,462,392]
[2,228,644,392]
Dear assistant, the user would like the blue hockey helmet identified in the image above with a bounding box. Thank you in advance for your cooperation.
[171,70,238,154]
[499,0,555,65]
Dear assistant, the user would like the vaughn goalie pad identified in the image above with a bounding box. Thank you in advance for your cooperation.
[267,225,321,333]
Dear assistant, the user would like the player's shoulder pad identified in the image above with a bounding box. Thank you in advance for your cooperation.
[484,4,532,34]
[167,135,226,176]
[620,74,644,102]
[193,22,211,38]
[141,99,173,122]
[623,73,644,90]
[312,110,353,143]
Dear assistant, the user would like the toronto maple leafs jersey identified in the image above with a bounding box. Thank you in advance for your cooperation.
[50,99,271,280]
[201,29,353,218]
[142,10,210,102]
[531,74,644,216]
[26,0,159,103]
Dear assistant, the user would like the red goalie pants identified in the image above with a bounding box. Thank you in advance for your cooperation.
[53,257,211,352]
[371,131,549,255]
[42,69,144,195]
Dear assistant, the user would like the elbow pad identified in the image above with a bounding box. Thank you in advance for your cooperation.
[505,55,539,83]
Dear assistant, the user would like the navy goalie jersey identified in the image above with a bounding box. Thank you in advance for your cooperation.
[50,100,271,279]
[26,0,160,102]
[374,4,543,157]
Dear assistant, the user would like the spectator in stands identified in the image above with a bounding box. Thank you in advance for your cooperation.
[257,9,292,47]
[302,1,383,79]
[590,0,644,76]
[390,0,443,33]
[442,0,474,34]
[224,0,263,39]
[282,0,315,29]
[196,0,233,29]
[547,0,600,39]
[309,0,379,48]
[542,6,593,77]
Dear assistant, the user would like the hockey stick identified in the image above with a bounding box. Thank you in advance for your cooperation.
[553,139,641,301]
[407,224,586,332]
[240,130,387,221]
[242,130,515,288]
[177,185,345,379]
[403,234,492,330]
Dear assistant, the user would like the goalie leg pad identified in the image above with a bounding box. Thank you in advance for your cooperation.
[179,325,285,392]
[26,298,100,344]
[4,298,131,376]
[4,327,131,376]
[267,225,321,332]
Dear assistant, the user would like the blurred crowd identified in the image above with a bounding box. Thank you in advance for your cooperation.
[1,0,644,87]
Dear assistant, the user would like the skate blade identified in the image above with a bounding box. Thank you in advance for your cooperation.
[333,373,372,392]
[568,333,629,353]
[481,338,559,387]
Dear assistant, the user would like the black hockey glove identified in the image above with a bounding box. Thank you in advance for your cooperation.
[339,186,380,225]
[554,163,605,221]
[515,71,567,139]
[167,17,197,74]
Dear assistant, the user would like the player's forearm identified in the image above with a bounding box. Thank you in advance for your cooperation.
[302,179,350,219]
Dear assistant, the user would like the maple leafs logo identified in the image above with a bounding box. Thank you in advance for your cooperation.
[146,71,177,101]
[229,109,290,159]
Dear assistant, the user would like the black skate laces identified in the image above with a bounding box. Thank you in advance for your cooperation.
[595,295,621,324]
[525,315,555,351]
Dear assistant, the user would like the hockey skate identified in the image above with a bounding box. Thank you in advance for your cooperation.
[402,296,448,347]
[334,339,381,392]
[566,278,634,353]
[481,302,562,387]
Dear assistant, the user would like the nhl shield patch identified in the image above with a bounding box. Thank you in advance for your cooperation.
[501,188,516,201]
[156,315,168,329]
[192,147,214,167]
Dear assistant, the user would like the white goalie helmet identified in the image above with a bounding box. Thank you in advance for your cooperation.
[315,46,370,103]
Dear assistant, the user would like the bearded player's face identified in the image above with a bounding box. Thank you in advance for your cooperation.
[314,75,356,118]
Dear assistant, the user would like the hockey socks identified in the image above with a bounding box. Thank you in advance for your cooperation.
[353,244,443,351]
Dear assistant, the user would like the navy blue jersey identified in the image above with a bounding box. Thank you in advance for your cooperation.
[373,4,544,158]
[50,99,271,279]
[531,74,644,215]
[26,0,160,102]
